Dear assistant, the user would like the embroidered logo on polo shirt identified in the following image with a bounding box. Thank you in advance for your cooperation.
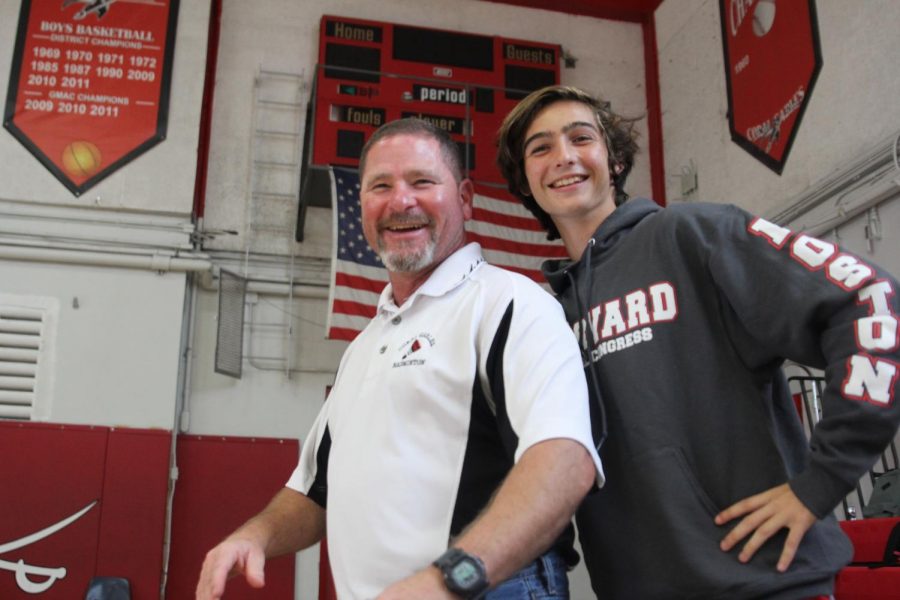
[394,333,435,367]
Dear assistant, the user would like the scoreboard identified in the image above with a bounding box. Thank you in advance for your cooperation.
[310,15,560,186]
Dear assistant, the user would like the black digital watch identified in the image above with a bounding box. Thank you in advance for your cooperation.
[433,547,489,599]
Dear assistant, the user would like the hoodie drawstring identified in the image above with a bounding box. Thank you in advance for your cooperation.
[569,237,608,453]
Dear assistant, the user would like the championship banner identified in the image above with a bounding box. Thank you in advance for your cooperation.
[719,0,822,174]
[3,0,180,195]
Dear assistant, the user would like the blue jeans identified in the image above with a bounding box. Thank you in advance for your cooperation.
[484,551,569,599]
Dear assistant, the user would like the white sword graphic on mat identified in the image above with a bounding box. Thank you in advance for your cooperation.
[0,501,98,594]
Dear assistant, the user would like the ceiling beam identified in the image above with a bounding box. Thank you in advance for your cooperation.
[476,0,662,22]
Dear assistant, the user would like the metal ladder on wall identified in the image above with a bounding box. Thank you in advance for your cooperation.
[243,68,306,377]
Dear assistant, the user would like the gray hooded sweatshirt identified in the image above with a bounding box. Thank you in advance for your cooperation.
[542,198,900,599]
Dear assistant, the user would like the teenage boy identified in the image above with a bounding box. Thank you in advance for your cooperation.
[496,85,900,600]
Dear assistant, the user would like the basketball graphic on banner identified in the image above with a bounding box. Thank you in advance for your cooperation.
[61,141,102,178]
[753,0,776,37]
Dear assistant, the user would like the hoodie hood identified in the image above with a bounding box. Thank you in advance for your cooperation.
[542,198,661,294]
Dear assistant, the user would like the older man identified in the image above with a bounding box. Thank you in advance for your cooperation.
[195,118,603,600]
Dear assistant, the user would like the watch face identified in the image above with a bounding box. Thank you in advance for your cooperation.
[436,549,487,597]
[451,560,481,589]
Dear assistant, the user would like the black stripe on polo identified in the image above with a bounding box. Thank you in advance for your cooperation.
[449,300,580,567]
[450,301,517,536]
[307,425,331,508]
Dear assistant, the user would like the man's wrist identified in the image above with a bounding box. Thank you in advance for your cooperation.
[433,548,489,599]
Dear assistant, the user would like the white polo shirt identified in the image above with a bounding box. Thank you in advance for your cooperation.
[286,243,603,600]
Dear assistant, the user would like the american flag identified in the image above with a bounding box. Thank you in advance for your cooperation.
[327,167,567,341]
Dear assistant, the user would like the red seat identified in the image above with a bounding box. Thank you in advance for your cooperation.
[835,566,900,600]
[835,518,900,600]
[840,517,900,564]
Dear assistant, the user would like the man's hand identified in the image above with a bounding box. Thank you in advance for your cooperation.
[194,488,325,600]
[376,566,455,600]
[715,483,817,572]
[195,538,266,600]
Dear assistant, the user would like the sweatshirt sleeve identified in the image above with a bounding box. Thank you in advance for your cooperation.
[700,204,900,518]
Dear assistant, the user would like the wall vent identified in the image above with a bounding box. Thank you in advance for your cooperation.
[0,295,58,421]
[215,270,246,379]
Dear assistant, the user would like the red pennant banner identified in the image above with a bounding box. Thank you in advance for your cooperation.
[719,0,822,174]
[3,0,179,195]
